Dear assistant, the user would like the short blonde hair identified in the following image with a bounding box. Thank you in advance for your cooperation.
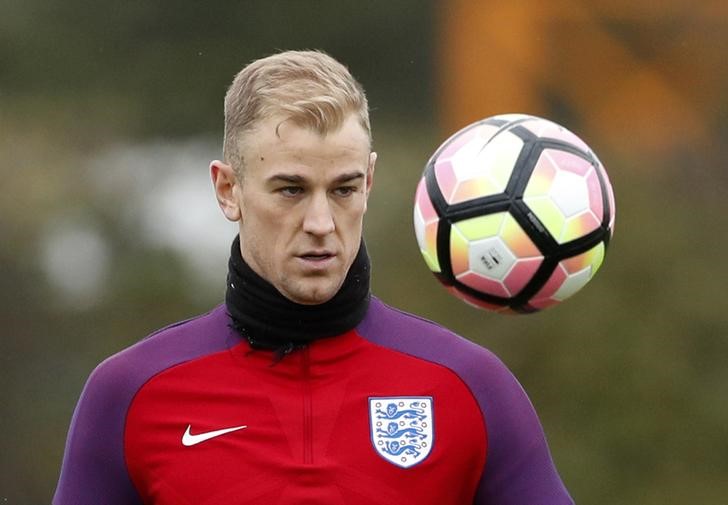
[223,50,371,175]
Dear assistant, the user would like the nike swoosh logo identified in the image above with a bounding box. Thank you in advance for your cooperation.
[182,424,247,447]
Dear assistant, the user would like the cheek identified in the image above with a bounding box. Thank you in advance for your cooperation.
[339,210,366,246]
[242,207,296,255]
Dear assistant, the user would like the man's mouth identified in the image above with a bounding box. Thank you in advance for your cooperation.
[300,252,334,261]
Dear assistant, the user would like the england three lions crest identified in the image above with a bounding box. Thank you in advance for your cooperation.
[369,397,434,468]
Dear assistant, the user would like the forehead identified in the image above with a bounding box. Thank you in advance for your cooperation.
[242,114,370,175]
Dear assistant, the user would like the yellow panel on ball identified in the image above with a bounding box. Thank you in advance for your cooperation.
[451,212,506,241]
[522,197,566,243]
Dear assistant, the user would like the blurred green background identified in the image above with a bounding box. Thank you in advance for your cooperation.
[2,1,727,503]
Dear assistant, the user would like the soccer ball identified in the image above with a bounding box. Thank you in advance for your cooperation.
[413,114,615,313]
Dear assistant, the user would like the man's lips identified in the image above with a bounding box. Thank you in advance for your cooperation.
[297,251,336,261]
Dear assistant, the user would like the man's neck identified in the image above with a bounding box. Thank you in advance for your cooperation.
[224,235,371,354]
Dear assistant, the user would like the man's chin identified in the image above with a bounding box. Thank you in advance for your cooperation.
[280,279,341,306]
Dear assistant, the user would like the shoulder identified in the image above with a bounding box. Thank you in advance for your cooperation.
[54,305,235,504]
[359,297,573,504]
[82,304,234,409]
[357,296,514,387]
[357,297,532,453]
[357,297,533,446]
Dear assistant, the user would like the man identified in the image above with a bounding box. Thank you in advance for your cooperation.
[54,50,574,504]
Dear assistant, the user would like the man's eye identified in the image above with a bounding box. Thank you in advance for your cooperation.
[334,186,357,197]
[279,186,303,197]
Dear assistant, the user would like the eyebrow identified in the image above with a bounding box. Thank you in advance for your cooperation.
[267,173,305,184]
[267,171,365,185]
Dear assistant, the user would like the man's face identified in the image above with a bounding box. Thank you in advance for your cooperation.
[231,114,375,305]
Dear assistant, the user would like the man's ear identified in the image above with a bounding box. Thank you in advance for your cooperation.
[210,160,242,222]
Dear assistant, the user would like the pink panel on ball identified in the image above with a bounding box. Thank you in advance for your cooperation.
[526,152,558,196]
[562,212,601,243]
[424,221,439,264]
[584,167,604,221]
[503,257,543,296]
[528,297,561,311]
[451,177,500,204]
[415,178,438,223]
[561,250,594,274]
[434,123,505,205]
[521,118,590,153]
[501,216,542,257]
[544,149,592,177]
[532,264,567,300]
[457,271,510,298]
[450,229,470,276]
[448,287,509,312]
[433,158,458,204]
[438,125,482,161]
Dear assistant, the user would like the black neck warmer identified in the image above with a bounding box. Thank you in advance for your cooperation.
[225,235,371,352]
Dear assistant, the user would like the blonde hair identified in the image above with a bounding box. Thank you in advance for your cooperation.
[223,50,371,175]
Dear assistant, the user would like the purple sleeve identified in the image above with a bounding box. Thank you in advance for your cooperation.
[467,346,573,504]
[53,355,144,505]
[53,306,235,505]
[358,298,574,505]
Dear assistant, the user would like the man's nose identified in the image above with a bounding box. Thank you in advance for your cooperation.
[302,193,335,236]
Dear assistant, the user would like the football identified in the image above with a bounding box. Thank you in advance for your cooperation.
[413,114,616,313]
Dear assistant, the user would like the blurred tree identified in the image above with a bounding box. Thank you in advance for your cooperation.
[1,0,436,137]
[437,0,728,175]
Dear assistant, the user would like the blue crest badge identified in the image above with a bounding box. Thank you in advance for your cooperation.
[368,396,434,468]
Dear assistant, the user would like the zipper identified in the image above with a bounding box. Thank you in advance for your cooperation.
[302,345,313,464]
